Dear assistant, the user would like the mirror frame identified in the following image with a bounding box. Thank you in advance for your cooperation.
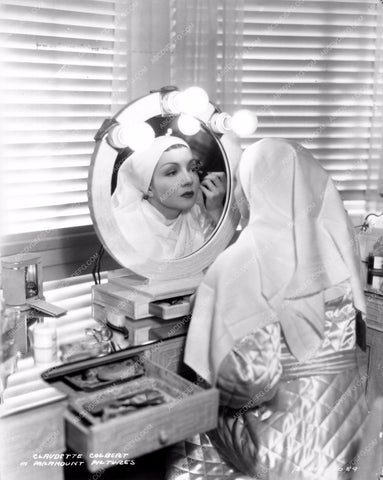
[88,91,240,281]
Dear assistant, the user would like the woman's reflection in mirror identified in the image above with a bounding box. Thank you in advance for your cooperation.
[112,135,226,260]
[147,143,226,225]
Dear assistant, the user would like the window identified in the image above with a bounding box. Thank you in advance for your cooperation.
[44,273,104,345]
[1,0,130,236]
[229,0,381,222]
[0,0,131,289]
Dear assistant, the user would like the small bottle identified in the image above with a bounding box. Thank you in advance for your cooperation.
[32,319,58,365]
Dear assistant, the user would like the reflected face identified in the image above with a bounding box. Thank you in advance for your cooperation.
[148,147,200,220]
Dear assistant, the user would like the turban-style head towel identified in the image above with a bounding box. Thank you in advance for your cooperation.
[185,138,365,384]
[110,134,214,261]
[112,135,189,210]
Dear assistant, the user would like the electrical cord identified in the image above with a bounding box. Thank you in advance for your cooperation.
[356,212,383,232]
[92,245,105,285]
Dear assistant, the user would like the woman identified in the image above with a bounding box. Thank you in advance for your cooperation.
[168,138,369,479]
[112,135,226,261]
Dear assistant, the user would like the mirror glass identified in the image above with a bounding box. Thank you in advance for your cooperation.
[110,115,227,261]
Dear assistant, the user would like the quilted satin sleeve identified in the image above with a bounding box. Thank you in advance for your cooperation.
[216,323,283,410]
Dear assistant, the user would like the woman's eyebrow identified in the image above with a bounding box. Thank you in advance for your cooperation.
[159,162,178,170]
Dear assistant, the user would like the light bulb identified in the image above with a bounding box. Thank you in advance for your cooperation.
[177,87,209,116]
[210,112,232,134]
[108,122,155,151]
[161,90,180,114]
[127,123,155,151]
[177,114,201,136]
[231,110,258,136]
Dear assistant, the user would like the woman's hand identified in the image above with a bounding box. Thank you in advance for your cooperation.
[200,171,226,225]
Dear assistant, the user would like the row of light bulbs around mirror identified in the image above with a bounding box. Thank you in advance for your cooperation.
[107,86,258,152]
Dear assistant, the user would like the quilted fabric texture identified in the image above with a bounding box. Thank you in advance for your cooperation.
[218,324,283,410]
[213,289,369,480]
[213,366,367,480]
[166,286,369,480]
[165,432,239,480]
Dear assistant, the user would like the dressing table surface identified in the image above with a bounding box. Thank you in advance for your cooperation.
[0,314,99,480]
[0,309,190,479]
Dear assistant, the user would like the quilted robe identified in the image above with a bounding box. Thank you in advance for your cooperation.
[166,287,369,480]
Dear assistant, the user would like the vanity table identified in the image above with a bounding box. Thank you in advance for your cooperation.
[48,87,242,474]
[0,86,243,479]
[0,318,195,480]
[0,309,103,480]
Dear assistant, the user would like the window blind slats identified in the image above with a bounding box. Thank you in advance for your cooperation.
[5,167,89,183]
[242,137,374,148]
[243,12,377,27]
[6,179,86,194]
[3,0,116,15]
[4,90,112,104]
[4,142,94,157]
[4,217,92,235]
[226,101,374,114]
[7,192,88,210]
[4,131,98,144]
[234,1,379,221]
[243,48,375,61]
[320,160,368,170]
[4,63,118,79]
[4,118,104,132]
[3,77,120,93]
[249,127,374,139]
[4,96,112,108]
[311,149,379,160]
[44,274,106,345]
[2,0,130,235]
[237,97,376,107]
[4,155,91,170]
[242,80,375,90]
[0,21,116,41]
[4,50,116,68]
[243,0,376,13]
[4,208,91,230]
[2,35,118,53]
[252,117,376,127]
[239,59,375,72]
[242,36,376,50]
[2,6,116,29]
[243,25,376,39]
[4,105,110,118]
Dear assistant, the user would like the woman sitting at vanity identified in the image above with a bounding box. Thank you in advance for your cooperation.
[167,138,369,480]
[112,135,226,261]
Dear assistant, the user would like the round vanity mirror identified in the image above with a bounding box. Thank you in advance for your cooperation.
[88,89,241,281]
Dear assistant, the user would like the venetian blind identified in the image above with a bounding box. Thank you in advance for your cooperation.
[44,273,103,345]
[218,0,381,222]
[1,0,130,235]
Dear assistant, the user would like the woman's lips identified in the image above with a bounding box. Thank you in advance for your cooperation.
[181,191,194,198]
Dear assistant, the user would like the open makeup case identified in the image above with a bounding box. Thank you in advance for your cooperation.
[42,343,219,472]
